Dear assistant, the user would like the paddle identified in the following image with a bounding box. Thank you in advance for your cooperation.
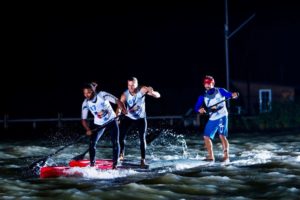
[72,148,89,161]
[205,92,239,114]
[72,93,150,161]
[28,115,125,170]
[28,135,85,170]
[69,113,128,161]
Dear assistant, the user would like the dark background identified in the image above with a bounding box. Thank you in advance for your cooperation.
[2,1,300,118]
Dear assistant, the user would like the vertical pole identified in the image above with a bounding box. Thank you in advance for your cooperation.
[195,113,200,127]
[225,0,230,92]
[225,0,230,109]
[58,113,62,128]
[4,114,8,129]
[247,71,251,114]
[224,0,255,111]
[33,121,37,129]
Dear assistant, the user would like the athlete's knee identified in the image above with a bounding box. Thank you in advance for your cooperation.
[140,139,146,146]
[111,137,119,145]
[140,140,146,148]
[219,135,228,140]
[119,139,124,145]
[203,136,211,140]
[89,141,97,147]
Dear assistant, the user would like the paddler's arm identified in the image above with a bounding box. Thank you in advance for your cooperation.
[100,91,128,115]
[81,100,93,136]
[140,86,161,98]
[81,119,92,136]
[115,93,127,115]
[116,99,127,115]
[219,88,239,99]
[194,95,206,114]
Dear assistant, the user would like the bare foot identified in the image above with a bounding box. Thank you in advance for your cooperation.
[119,153,124,161]
[141,159,147,168]
[221,157,230,165]
[203,157,215,162]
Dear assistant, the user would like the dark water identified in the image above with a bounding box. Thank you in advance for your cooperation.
[1,130,300,199]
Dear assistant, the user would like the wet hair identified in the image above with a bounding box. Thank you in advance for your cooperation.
[82,82,98,92]
[127,77,138,83]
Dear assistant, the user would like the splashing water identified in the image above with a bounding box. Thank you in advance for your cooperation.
[65,167,139,179]
[1,130,300,199]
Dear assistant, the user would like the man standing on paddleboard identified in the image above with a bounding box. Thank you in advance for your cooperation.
[194,75,238,163]
[81,82,127,169]
[116,77,161,167]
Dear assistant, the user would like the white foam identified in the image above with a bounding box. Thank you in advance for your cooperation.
[231,150,273,166]
[256,143,279,150]
[267,172,281,176]
[0,152,15,159]
[288,187,299,193]
[17,146,50,157]
[161,155,183,160]
[200,175,231,182]
[6,165,20,169]
[174,160,208,170]
[231,196,252,200]
[65,167,138,179]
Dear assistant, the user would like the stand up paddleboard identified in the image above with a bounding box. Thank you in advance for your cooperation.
[40,159,114,178]
[40,158,216,178]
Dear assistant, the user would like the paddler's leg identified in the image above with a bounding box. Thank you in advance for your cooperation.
[203,119,218,161]
[219,135,229,162]
[119,117,133,161]
[138,118,147,167]
[218,116,229,162]
[89,127,105,166]
[109,120,120,169]
[203,136,214,161]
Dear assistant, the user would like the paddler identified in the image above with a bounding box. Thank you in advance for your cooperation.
[116,77,161,167]
[81,82,127,169]
[194,75,238,163]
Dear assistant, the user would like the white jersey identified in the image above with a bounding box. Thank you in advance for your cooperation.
[125,89,146,120]
[81,91,117,125]
[204,88,228,120]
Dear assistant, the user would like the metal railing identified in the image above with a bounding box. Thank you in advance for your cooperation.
[0,114,186,129]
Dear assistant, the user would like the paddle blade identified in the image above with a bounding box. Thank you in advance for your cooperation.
[146,130,161,145]
[72,149,89,161]
[28,157,48,170]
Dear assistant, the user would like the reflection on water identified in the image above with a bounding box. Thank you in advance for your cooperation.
[1,130,300,199]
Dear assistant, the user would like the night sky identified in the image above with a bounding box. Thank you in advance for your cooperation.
[2,1,300,118]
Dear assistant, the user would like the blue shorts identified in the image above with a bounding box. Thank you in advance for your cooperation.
[203,116,228,139]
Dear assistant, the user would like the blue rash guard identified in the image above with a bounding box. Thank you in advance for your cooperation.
[194,87,232,139]
[194,87,232,118]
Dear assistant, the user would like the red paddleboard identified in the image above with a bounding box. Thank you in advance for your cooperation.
[69,159,113,169]
[40,159,114,178]
[40,166,78,178]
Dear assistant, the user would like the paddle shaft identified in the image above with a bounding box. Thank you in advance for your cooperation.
[207,97,231,110]
[29,135,85,169]
[205,92,239,115]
